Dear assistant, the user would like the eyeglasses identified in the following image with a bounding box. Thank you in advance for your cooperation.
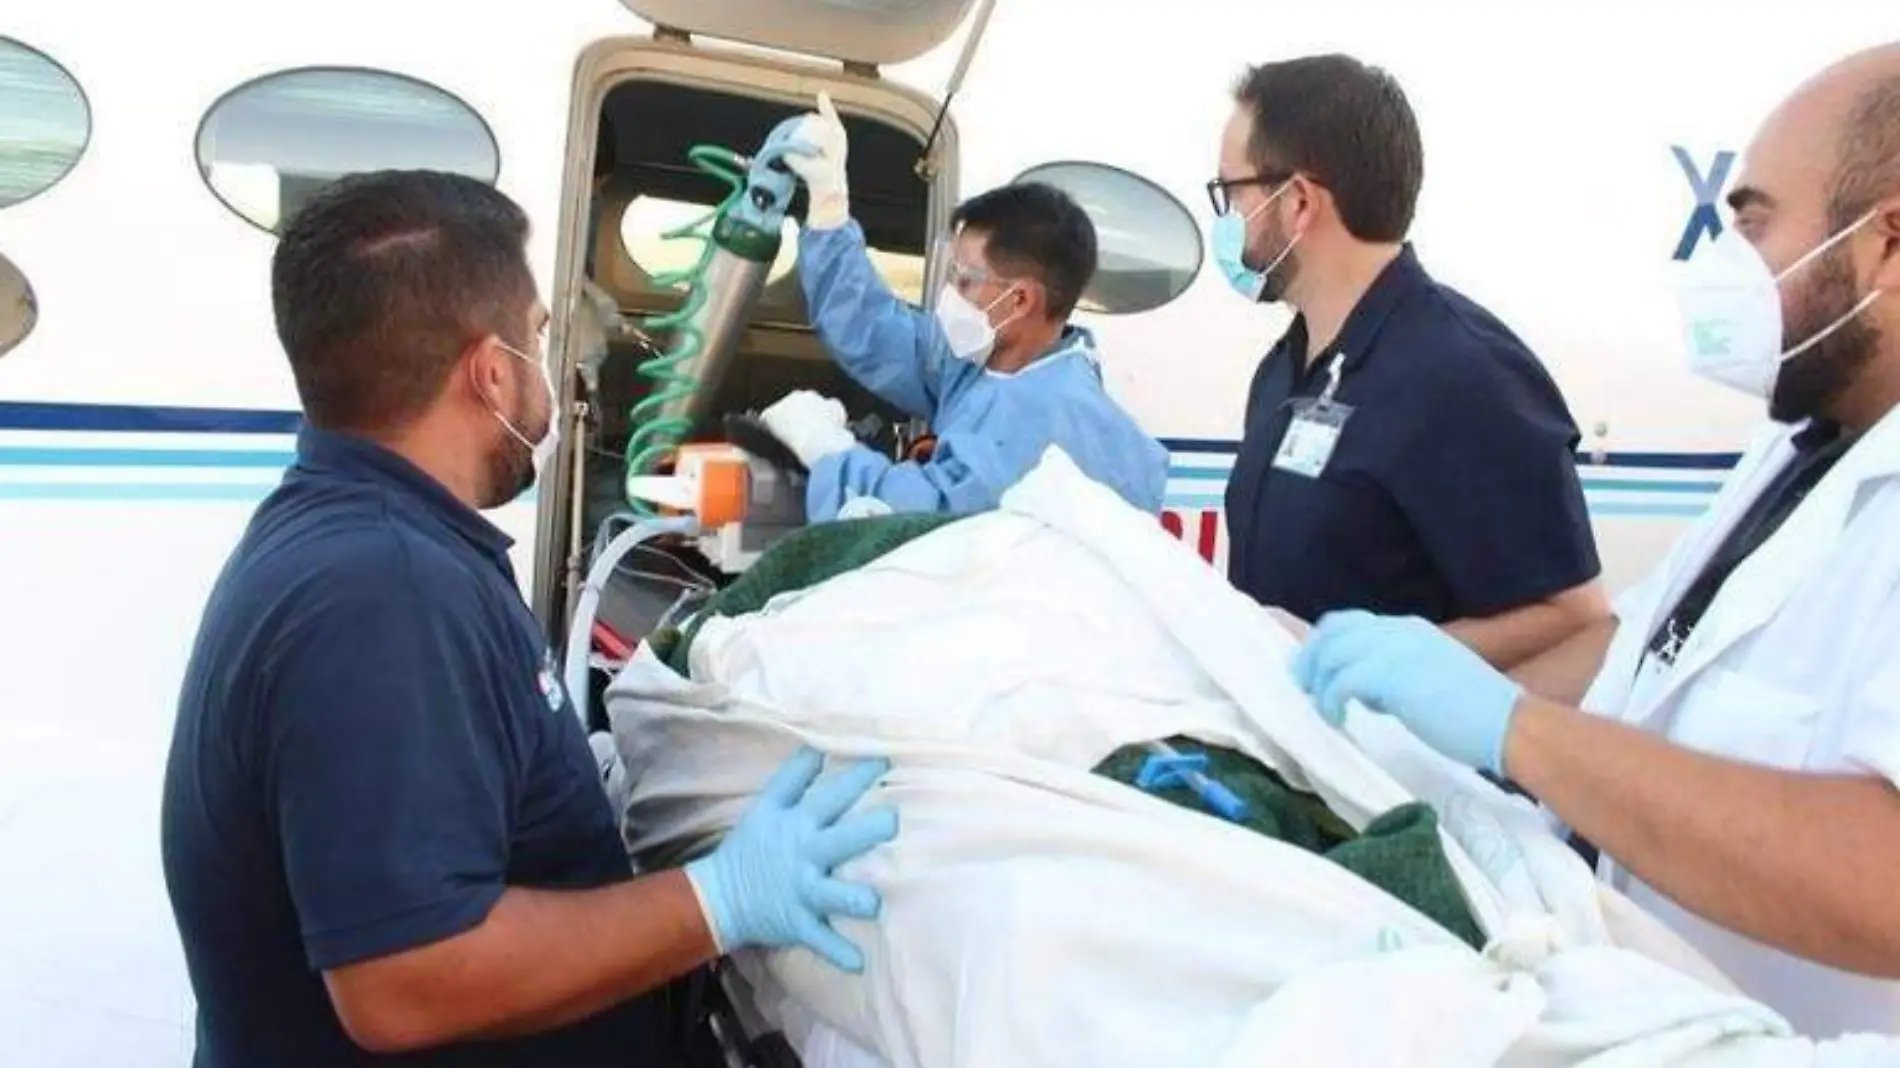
[1206,171,1294,216]
[947,259,994,290]
[946,258,1026,299]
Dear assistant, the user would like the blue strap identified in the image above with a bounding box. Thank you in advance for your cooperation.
[1135,751,1209,791]
[1135,748,1249,823]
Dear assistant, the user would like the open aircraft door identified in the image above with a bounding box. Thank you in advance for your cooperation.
[530,6,1001,1065]
[531,0,1007,634]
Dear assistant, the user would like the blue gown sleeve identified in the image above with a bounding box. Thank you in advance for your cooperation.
[1134,449,1168,514]
[797,221,959,420]
[807,433,1024,520]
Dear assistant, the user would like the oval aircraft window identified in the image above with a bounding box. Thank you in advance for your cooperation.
[195,67,500,233]
[1012,162,1204,315]
[0,38,92,209]
[0,252,38,359]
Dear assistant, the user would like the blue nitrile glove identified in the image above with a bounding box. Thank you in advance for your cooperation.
[732,118,804,234]
[685,747,898,973]
[1290,610,1524,775]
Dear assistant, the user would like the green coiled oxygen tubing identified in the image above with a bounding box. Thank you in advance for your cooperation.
[621,145,750,512]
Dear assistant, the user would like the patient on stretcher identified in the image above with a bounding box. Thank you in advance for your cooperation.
[638,517,1483,949]
[603,449,1880,1068]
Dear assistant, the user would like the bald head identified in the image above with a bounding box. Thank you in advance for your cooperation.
[1722,43,1900,430]
[1737,44,1900,254]
[1811,44,1900,230]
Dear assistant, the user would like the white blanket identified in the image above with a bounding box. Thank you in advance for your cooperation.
[606,449,1893,1068]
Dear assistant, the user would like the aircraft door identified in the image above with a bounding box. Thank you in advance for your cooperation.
[613,0,980,68]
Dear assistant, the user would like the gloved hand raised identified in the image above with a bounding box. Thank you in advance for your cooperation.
[685,747,899,973]
[1290,611,1524,776]
[776,91,850,230]
[759,389,857,467]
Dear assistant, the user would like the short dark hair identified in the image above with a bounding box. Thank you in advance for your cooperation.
[1232,54,1424,243]
[1827,70,1900,230]
[271,170,534,431]
[951,181,1098,318]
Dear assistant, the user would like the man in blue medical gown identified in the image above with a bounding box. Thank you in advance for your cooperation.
[758,93,1168,521]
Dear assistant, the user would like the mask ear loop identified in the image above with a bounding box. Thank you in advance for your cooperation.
[981,281,1028,338]
[1774,207,1881,285]
[1260,228,1303,278]
[1780,288,1883,363]
[489,338,554,451]
[1774,208,1885,363]
[1238,179,1302,281]
[1239,179,1289,224]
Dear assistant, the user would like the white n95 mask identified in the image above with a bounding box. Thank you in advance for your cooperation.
[1673,210,1881,399]
[935,284,1016,365]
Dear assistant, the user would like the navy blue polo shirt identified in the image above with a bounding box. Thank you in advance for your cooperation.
[160,428,673,1067]
[1225,245,1599,624]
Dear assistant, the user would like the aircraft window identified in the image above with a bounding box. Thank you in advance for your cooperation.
[195,66,500,233]
[0,37,92,209]
[1012,161,1205,315]
[617,198,926,304]
[865,247,926,303]
[0,251,38,359]
[622,195,800,287]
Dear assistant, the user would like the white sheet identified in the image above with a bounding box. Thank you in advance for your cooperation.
[606,448,1896,1068]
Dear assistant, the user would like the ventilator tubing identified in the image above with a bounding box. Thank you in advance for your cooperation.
[564,515,701,728]
[623,145,788,516]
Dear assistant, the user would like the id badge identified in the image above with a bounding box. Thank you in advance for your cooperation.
[1272,398,1353,478]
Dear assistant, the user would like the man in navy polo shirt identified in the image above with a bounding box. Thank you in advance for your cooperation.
[1206,54,1610,668]
[160,170,897,1067]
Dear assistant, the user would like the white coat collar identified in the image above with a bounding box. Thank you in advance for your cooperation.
[1635,401,1900,720]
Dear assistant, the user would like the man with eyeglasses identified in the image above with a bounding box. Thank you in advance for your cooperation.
[755,92,1167,521]
[1209,53,1609,668]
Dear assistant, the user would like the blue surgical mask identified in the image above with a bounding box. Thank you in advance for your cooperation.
[1212,182,1299,303]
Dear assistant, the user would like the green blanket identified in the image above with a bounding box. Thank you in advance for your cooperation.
[1094,739,1483,948]
[655,516,1483,947]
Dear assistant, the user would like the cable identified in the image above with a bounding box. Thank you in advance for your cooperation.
[591,511,719,589]
[622,145,751,515]
[654,586,711,636]
[915,0,1000,179]
[565,515,701,730]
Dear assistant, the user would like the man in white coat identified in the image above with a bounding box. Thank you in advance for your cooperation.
[1287,42,1900,1039]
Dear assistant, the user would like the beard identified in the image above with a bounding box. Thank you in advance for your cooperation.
[1770,246,1881,424]
[477,364,547,509]
[479,429,534,510]
[1253,214,1303,305]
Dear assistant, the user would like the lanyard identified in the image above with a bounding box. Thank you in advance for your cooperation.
[1317,353,1344,402]
[1272,353,1352,480]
